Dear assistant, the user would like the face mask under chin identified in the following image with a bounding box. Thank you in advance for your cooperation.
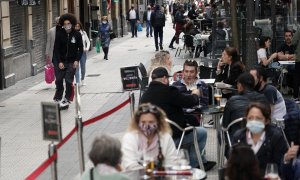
[64,25,72,30]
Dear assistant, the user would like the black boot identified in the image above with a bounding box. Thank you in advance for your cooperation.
[169,36,176,49]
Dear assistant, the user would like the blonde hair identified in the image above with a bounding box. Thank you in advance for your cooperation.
[128,103,172,135]
[148,51,172,75]
[101,16,108,21]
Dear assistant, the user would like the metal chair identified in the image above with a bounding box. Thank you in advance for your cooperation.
[175,33,186,58]
[165,119,205,171]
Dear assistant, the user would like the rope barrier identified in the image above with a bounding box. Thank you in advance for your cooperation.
[25,97,130,180]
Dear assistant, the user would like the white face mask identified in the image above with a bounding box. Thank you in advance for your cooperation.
[102,21,107,24]
[64,24,72,30]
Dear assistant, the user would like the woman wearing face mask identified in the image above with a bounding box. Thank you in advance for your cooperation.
[232,102,288,177]
[98,16,111,60]
[121,103,177,170]
[75,22,90,86]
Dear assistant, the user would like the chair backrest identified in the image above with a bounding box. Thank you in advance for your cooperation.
[138,63,147,78]
[222,117,245,147]
[199,66,216,79]
[184,34,194,48]
[200,57,219,67]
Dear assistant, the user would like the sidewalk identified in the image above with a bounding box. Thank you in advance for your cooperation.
[0,15,218,179]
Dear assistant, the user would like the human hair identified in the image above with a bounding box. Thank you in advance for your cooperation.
[148,51,171,75]
[226,145,262,180]
[59,13,77,26]
[249,66,267,82]
[258,36,271,48]
[183,59,198,72]
[245,102,271,123]
[128,103,172,134]
[75,21,84,31]
[224,47,245,70]
[217,21,224,29]
[284,30,293,36]
[89,135,122,167]
[237,72,255,90]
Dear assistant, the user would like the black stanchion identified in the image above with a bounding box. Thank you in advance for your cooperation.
[74,84,85,174]
[48,142,58,180]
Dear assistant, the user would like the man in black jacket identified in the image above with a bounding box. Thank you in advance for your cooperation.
[141,67,216,171]
[54,13,83,109]
[222,72,268,138]
[151,5,165,51]
[169,5,186,49]
[143,5,153,37]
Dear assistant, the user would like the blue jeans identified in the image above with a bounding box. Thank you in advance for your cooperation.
[75,52,87,83]
[146,21,152,36]
[174,127,207,167]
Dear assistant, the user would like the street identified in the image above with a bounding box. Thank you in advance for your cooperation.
[0,15,219,179]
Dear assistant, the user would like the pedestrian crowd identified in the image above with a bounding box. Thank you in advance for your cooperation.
[44,2,300,179]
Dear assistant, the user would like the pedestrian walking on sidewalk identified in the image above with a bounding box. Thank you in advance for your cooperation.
[143,5,153,38]
[169,4,186,49]
[54,13,83,109]
[151,5,166,51]
[126,5,140,38]
[98,16,111,60]
[45,17,61,68]
[75,22,90,86]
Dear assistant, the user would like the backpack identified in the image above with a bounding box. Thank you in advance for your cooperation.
[154,12,165,27]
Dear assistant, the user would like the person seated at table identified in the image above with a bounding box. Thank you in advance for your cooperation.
[249,66,286,120]
[81,135,129,180]
[222,72,268,144]
[140,67,216,171]
[216,47,245,98]
[187,4,198,20]
[172,59,209,126]
[225,145,262,180]
[121,103,177,170]
[232,102,288,176]
[257,36,278,67]
[282,142,300,180]
[148,50,173,82]
[277,30,296,94]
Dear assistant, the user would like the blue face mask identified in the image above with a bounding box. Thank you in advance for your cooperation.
[246,120,265,134]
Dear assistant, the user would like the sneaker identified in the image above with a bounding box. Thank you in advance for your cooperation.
[204,119,214,128]
[81,80,86,86]
[293,98,300,104]
[203,161,216,171]
[59,99,70,110]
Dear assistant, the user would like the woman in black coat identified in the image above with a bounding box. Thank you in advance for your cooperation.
[232,102,288,177]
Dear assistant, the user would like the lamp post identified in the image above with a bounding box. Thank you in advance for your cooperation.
[245,0,256,69]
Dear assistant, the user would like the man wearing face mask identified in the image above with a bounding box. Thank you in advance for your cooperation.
[143,5,153,38]
[141,67,216,171]
[249,66,286,120]
[54,13,83,109]
[126,4,140,38]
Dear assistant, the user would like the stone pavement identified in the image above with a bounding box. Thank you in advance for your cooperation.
[0,14,219,179]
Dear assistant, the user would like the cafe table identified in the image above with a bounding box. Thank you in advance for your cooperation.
[123,168,207,180]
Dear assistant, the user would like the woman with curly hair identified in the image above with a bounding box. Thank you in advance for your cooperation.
[54,13,83,109]
[121,103,177,170]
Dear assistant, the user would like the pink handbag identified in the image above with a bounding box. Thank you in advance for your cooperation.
[45,64,55,84]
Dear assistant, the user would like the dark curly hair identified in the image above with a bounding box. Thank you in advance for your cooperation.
[59,13,77,26]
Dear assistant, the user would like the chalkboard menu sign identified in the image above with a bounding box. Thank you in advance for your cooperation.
[41,102,62,142]
[120,66,140,91]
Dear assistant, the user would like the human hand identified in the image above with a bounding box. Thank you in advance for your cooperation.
[58,62,64,69]
[191,89,201,96]
[284,142,299,163]
[271,52,278,59]
[73,61,79,69]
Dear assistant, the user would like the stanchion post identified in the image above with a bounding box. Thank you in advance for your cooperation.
[49,142,58,180]
[129,91,135,118]
[74,84,85,174]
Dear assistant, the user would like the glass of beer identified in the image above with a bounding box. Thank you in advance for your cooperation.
[140,150,153,179]
[214,88,222,108]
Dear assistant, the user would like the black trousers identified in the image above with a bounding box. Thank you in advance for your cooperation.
[54,62,76,101]
[154,26,163,49]
[129,19,137,37]
[293,62,300,98]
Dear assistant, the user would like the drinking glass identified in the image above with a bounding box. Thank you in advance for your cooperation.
[177,149,190,168]
[220,98,227,109]
[208,61,213,68]
[264,163,279,179]
[139,150,152,179]
[214,88,222,108]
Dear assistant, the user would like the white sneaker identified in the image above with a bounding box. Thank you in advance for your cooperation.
[59,99,70,110]
[81,80,86,86]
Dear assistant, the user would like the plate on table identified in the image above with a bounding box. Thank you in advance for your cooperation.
[215,82,232,89]
[171,165,192,171]
[192,168,207,180]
